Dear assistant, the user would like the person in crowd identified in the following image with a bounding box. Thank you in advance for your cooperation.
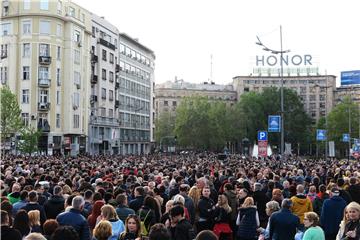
[44,185,64,219]
[195,230,218,240]
[213,194,232,240]
[138,195,158,235]
[0,210,22,240]
[119,215,142,240]
[99,204,125,240]
[34,183,47,206]
[56,196,91,240]
[253,182,270,229]
[269,199,300,240]
[7,183,21,205]
[302,212,325,240]
[93,220,112,240]
[88,200,105,230]
[337,178,352,204]
[168,205,196,240]
[148,223,171,240]
[236,196,259,240]
[271,188,283,206]
[116,194,136,223]
[179,184,196,225]
[188,185,201,221]
[339,201,360,240]
[42,219,59,240]
[336,208,349,240]
[160,199,174,225]
[320,187,347,240]
[312,184,329,217]
[129,186,145,213]
[237,187,249,206]
[348,177,360,204]
[12,190,28,217]
[1,200,14,226]
[307,185,317,202]
[291,184,313,227]
[173,194,190,221]
[197,185,216,232]
[257,200,280,240]
[24,232,47,240]
[13,209,31,237]
[21,191,47,226]
[51,225,80,240]
[28,210,42,233]
[83,190,94,216]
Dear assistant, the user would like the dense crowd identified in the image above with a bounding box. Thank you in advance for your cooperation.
[1,153,360,240]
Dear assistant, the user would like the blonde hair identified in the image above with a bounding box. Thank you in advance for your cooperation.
[188,186,201,208]
[173,194,185,205]
[28,210,40,226]
[93,220,112,240]
[62,185,72,195]
[218,194,231,213]
[345,201,360,215]
[165,199,175,213]
[101,204,118,220]
[266,200,280,213]
[242,197,255,208]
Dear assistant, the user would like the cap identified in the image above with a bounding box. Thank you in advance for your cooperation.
[331,188,340,195]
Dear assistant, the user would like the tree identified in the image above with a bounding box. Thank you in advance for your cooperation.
[155,111,176,143]
[17,127,42,155]
[0,86,23,141]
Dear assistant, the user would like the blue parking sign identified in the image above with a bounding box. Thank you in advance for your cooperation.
[268,115,281,132]
[316,129,327,141]
[258,131,268,141]
[342,134,350,142]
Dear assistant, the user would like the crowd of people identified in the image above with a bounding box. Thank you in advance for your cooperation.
[1,152,360,240]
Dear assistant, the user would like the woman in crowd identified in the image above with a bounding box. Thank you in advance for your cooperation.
[42,219,59,240]
[188,185,201,222]
[213,194,232,240]
[302,212,325,240]
[100,204,125,240]
[340,202,360,240]
[88,200,105,230]
[93,220,113,240]
[336,208,349,240]
[236,197,259,240]
[271,189,283,206]
[13,209,31,238]
[197,186,216,232]
[119,215,142,240]
[307,186,317,202]
[160,200,174,225]
[138,196,158,235]
[257,200,280,240]
[28,210,42,233]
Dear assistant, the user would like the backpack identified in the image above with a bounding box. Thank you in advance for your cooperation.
[139,209,151,236]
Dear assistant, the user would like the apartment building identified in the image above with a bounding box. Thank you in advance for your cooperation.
[1,0,92,155]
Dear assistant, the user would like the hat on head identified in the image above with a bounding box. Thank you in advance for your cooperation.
[331,187,340,196]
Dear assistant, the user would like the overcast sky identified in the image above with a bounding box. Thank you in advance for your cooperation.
[74,0,360,86]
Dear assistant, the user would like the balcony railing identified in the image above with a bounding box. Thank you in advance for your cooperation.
[91,74,98,84]
[37,121,50,132]
[38,78,51,87]
[90,95,98,103]
[91,54,98,63]
[39,56,51,65]
[38,102,50,111]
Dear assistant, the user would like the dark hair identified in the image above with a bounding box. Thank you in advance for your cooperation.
[135,186,145,196]
[196,230,218,240]
[93,192,103,202]
[149,223,171,240]
[224,183,234,191]
[116,194,127,206]
[51,226,79,240]
[43,219,59,236]
[0,210,9,225]
[13,209,30,237]
[53,185,62,195]
[1,201,13,225]
[143,195,157,210]
[84,190,93,199]
[20,190,29,201]
[169,205,184,218]
[28,191,38,202]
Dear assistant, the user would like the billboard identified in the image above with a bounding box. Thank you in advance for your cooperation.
[341,70,360,86]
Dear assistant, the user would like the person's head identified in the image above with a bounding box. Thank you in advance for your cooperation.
[303,212,320,228]
[253,182,262,192]
[28,191,38,203]
[330,187,340,197]
[72,196,85,210]
[84,189,93,200]
[124,215,141,236]
[272,189,283,199]
[100,204,118,221]
[51,226,79,240]
[0,210,9,226]
[28,210,40,227]
[319,184,326,193]
[296,184,304,194]
[53,185,63,196]
[165,199,174,213]
[24,233,47,240]
[281,198,293,209]
[12,183,21,192]
[134,186,144,197]
[201,186,211,198]
[242,197,254,208]
[173,194,185,206]
[20,190,29,201]
[169,205,184,224]
[13,209,30,235]
[238,188,249,199]
[266,200,280,216]
[43,219,59,236]
[283,180,290,189]
[345,201,360,221]
[93,220,112,240]
[195,230,218,240]
[196,177,208,190]
[143,195,158,210]
[148,223,171,240]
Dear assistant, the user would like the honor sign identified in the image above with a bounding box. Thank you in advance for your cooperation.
[253,54,319,76]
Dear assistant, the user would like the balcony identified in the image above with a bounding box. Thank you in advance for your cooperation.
[91,74,98,84]
[98,38,115,51]
[1,51,7,59]
[39,56,51,65]
[90,95,98,103]
[115,81,120,89]
[115,100,120,108]
[37,120,50,132]
[91,54,98,63]
[38,102,50,111]
[116,64,120,72]
[38,78,51,87]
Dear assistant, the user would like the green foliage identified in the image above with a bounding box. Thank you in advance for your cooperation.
[0,86,23,140]
[155,111,176,143]
[17,127,42,155]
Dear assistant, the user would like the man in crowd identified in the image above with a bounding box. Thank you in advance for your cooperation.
[44,185,65,219]
[21,191,47,225]
[291,184,313,227]
[129,186,145,212]
[0,210,22,240]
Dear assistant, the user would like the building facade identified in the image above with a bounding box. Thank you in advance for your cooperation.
[118,33,155,155]
[1,0,92,155]
[155,78,237,118]
[335,85,360,105]
[232,75,336,123]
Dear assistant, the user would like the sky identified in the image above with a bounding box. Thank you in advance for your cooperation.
[74,0,360,86]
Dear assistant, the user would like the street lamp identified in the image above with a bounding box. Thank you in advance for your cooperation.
[256,26,290,158]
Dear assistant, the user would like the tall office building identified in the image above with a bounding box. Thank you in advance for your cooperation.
[118,33,155,155]
[1,0,92,155]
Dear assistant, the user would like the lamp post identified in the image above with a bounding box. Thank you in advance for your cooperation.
[256,25,290,158]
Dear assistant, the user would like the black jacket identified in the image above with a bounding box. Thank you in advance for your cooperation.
[198,196,215,220]
[44,195,65,219]
[348,184,360,204]
[21,202,47,225]
[129,196,144,213]
[253,190,270,224]
[169,218,196,240]
[0,226,22,240]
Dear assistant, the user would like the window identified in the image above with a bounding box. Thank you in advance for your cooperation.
[56,114,60,128]
[73,92,80,108]
[109,90,113,101]
[22,89,30,103]
[164,100,168,106]
[23,43,30,57]
[56,68,61,86]
[56,91,61,105]
[39,90,48,103]
[22,21,31,35]
[39,44,49,56]
[172,101,177,106]
[109,109,113,118]
[57,46,61,60]
[23,0,31,10]
[109,71,114,82]
[22,113,29,126]
[57,0,62,14]
[23,66,30,80]
[74,71,80,86]
[73,30,80,42]
[68,7,75,17]
[1,23,11,36]
[109,53,114,64]
[38,66,49,80]
[56,24,62,37]
[73,114,79,128]
[40,0,49,10]
[309,95,316,101]
[0,67,8,84]
[1,44,8,58]
[74,50,80,64]
[102,69,106,80]
[100,108,106,117]
[91,26,95,37]
[39,20,50,35]
[101,88,106,99]
[102,49,107,61]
